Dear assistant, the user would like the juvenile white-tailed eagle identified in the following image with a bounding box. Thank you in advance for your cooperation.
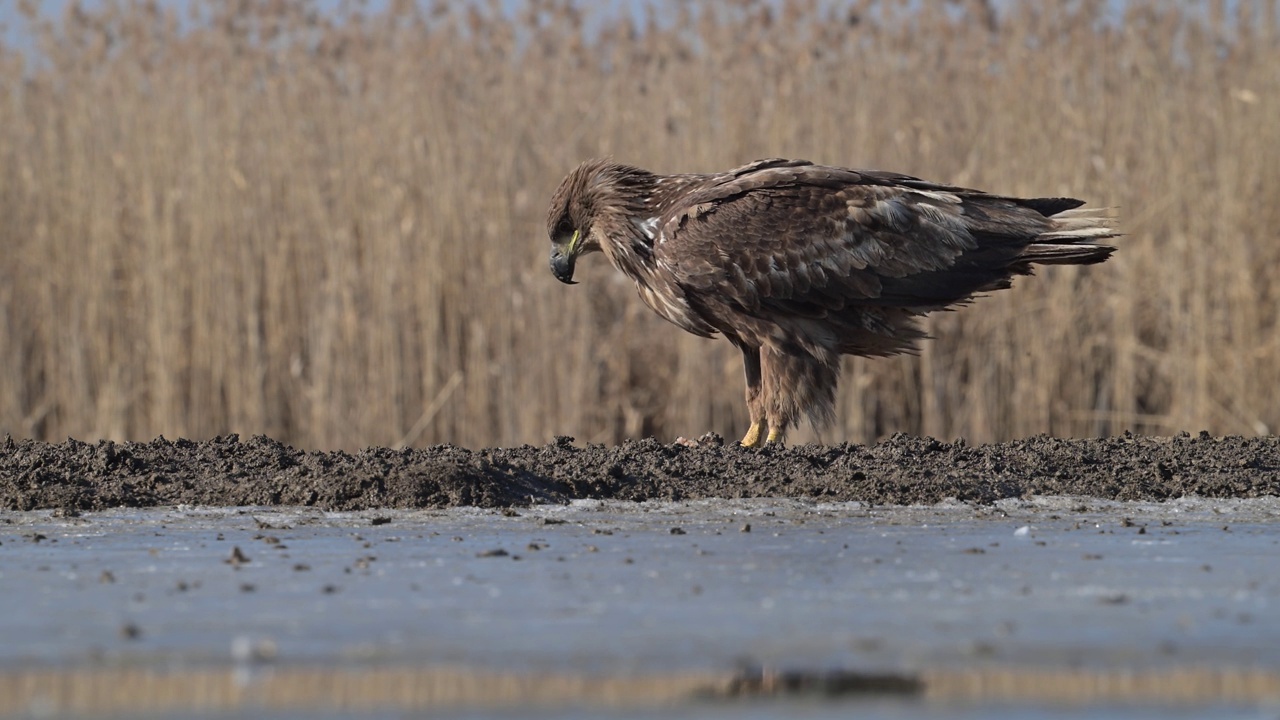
[546,158,1117,446]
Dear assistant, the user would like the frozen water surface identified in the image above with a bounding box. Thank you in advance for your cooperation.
[1,497,1278,718]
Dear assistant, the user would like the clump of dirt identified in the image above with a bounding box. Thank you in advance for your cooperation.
[0,432,1276,512]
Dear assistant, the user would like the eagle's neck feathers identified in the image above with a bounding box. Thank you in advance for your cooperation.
[590,169,706,277]
[590,168,662,281]
[590,167,714,337]
[595,215,654,277]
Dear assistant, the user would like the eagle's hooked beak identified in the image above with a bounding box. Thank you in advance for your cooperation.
[550,248,576,284]
[550,230,579,285]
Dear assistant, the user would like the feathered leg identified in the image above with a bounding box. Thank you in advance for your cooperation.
[760,345,839,445]
[737,344,766,447]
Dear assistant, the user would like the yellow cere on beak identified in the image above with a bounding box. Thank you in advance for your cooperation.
[567,229,580,255]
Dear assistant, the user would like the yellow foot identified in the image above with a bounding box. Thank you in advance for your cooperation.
[740,421,765,448]
[766,427,786,445]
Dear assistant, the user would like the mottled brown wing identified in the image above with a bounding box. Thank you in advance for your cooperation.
[655,162,1057,317]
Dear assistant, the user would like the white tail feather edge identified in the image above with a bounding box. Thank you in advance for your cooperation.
[1042,207,1120,242]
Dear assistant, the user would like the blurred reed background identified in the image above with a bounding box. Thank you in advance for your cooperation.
[1,0,1277,449]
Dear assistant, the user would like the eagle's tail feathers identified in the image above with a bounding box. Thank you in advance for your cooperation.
[1039,226,1118,241]
[1021,207,1119,266]
[1020,243,1115,266]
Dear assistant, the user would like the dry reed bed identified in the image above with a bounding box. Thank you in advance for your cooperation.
[1,0,1277,449]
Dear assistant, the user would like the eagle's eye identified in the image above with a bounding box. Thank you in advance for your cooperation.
[555,217,574,239]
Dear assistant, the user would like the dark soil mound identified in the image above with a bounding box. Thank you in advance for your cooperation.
[1,432,1276,512]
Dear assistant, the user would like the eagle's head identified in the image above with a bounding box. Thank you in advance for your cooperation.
[546,159,657,284]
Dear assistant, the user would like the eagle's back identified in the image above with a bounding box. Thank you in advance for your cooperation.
[652,159,1116,355]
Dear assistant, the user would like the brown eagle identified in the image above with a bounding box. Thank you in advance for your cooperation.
[546,158,1117,447]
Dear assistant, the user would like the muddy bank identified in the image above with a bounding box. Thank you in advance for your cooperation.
[0,432,1277,512]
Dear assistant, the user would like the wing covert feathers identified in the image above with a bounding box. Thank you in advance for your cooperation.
[656,161,1118,316]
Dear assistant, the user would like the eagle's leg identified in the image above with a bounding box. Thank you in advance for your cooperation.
[738,344,766,448]
[757,346,799,447]
[765,423,788,445]
[758,345,839,447]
